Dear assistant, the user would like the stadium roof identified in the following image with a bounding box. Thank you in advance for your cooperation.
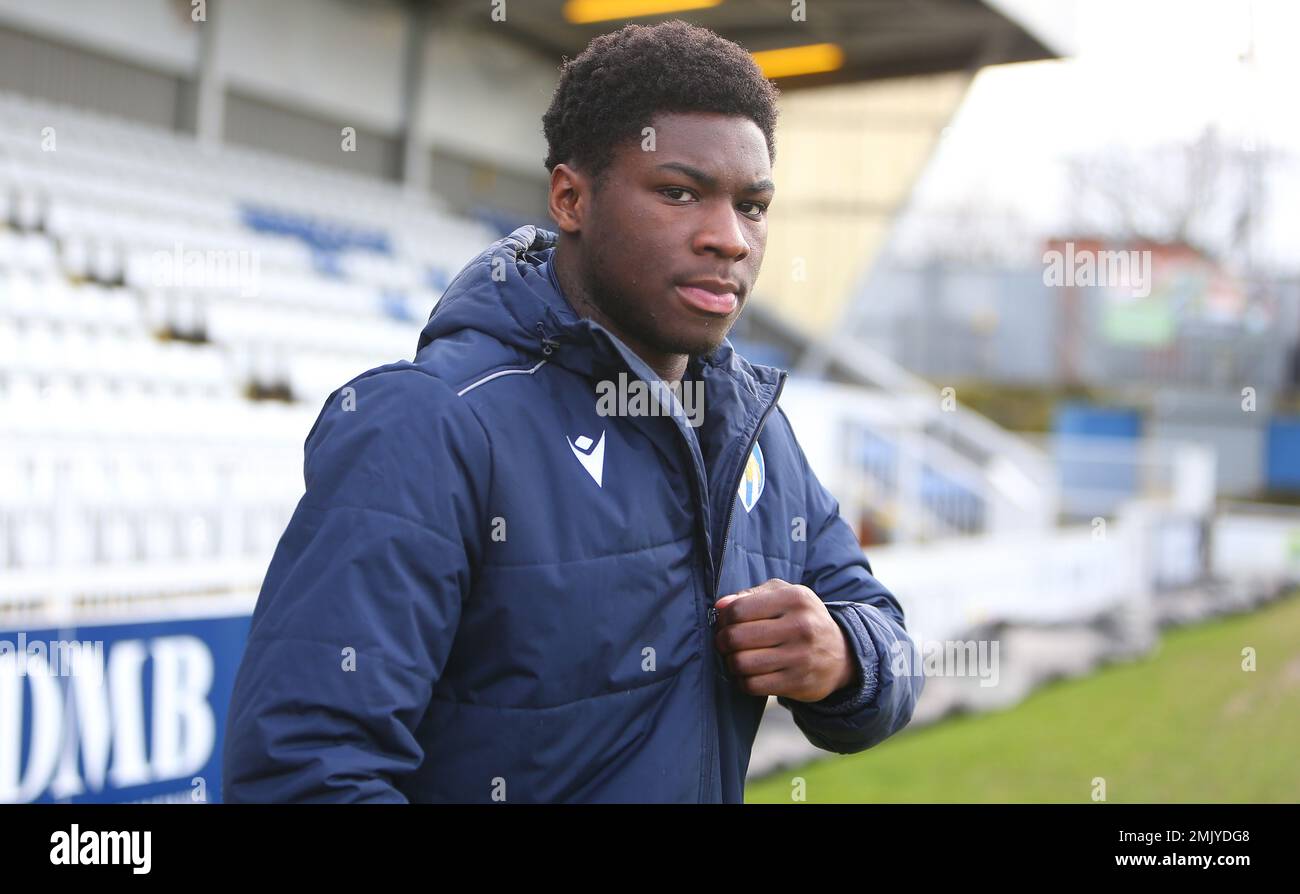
[421,0,1061,88]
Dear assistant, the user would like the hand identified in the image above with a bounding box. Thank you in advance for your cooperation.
[713,578,856,702]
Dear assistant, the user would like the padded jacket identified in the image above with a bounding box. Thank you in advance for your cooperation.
[222,224,924,803]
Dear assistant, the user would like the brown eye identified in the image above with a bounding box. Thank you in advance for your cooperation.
[660,187,696,202]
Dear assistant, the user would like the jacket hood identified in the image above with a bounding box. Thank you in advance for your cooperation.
[415,224,784,397]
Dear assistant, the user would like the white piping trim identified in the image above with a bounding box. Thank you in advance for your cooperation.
[456,359,549,396]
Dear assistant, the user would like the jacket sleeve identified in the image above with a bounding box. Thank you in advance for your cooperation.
[222,364,491,802]
[776,411,925,755]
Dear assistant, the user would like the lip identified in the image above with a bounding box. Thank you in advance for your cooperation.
[676,280,740,315]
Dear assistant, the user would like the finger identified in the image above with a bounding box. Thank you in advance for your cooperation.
[715,580,795,626]
[715,578,784,608]
[727,645,791,679]
[733,668,790,698]
[714,618,787,655]
[714,580,770,613]
[713,593,747,615]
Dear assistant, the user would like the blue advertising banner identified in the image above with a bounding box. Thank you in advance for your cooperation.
[0,614,252,804]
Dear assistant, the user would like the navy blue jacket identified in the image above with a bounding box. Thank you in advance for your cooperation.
[222,224,923,803]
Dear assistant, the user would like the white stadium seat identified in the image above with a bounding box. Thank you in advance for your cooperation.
[0,91,499,600]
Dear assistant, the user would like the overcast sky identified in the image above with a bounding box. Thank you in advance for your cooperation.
[898,0,1300,273]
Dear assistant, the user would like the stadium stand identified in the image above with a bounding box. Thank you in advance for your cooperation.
[0,89,498,617]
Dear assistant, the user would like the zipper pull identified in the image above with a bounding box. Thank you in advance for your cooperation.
[535,321,560,356]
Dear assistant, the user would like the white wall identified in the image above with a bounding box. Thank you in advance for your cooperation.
[217,0,406,134]
[422,24,555,178]
[0,0,197,74]
[0,0,555,181]
[1150,419,1265,498]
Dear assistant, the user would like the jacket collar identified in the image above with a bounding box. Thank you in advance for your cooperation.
[416,224,786,416]
[418,224,789,577]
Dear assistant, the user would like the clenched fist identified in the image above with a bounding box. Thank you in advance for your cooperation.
[712,578,857,702]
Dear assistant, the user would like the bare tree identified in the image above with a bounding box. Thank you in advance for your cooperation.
[1064,124,1272,269]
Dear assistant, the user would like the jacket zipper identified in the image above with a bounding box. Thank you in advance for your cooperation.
[709,370,788,619]
[702,369,787,800]
[548,322,788,801]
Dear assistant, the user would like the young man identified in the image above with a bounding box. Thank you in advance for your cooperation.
[223,20,923,803]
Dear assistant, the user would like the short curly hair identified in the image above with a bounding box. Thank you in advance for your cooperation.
[542,20,780,187]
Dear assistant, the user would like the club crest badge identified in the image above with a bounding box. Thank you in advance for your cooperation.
[738,442,765,513]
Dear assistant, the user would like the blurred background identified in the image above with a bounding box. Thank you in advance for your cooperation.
[1,0,1297,804]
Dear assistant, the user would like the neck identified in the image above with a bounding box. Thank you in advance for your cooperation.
[552,241,688,385]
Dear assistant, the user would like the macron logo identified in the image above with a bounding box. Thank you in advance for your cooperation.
[567,431,605,487]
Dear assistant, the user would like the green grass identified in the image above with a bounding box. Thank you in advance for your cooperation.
[745,591,1300,803]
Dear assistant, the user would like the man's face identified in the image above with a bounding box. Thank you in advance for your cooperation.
[576,111,774,358]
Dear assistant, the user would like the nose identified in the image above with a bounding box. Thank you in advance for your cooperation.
[692,200,750,262]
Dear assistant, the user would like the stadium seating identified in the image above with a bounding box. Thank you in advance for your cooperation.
[0,90,499,615]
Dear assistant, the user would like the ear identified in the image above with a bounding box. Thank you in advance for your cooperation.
[547,163,587,236]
